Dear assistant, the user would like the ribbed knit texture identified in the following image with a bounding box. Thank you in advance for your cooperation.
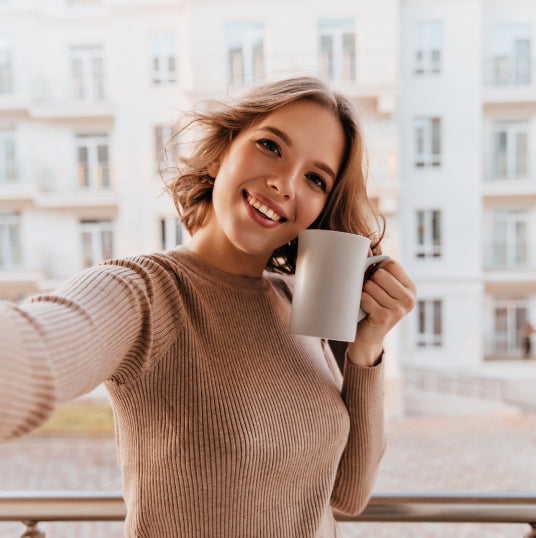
[0,246,385,537]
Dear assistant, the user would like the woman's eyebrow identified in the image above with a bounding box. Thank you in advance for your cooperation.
[313,161,336,182]
[255,125,337,181]
[255,126,292,146]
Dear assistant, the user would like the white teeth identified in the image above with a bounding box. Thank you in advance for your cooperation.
[246,194,282,222]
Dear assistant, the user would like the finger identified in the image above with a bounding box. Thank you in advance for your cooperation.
[369,267,417,312]
[380,260,417,293]
[363,278,397,308]
[360,290,382,317]
[369,267,409,302]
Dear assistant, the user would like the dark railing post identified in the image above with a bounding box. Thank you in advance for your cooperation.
[21,520,45,538]
[525,522,536,538]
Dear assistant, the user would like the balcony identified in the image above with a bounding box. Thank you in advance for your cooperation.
[0,491,535,538]
[483,59,536,105]
[484,244,536,289]
[29,77,114,121]
[482,152,536,198]
[0,180,36,203]
[35,169,119,210]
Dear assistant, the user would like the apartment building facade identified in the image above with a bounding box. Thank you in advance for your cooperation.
[2,0,533,411]
[400,0,536,400]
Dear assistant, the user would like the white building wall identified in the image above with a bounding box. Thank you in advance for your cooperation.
[399,0,485,371]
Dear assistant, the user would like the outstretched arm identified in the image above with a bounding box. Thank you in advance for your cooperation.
[0,260,155,442]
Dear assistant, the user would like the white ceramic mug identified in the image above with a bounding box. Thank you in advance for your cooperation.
[290,229,390,342]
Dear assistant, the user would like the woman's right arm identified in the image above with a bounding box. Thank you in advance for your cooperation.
[0,258,162,443]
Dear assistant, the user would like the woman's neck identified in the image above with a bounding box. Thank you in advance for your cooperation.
[186,230,269,278]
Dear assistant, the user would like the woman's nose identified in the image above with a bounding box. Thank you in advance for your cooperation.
[266,172,296,199]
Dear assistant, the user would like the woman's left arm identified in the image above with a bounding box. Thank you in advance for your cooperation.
[331,260,416,516]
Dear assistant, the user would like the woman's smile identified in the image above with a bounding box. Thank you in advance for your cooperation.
[243,190,288,226]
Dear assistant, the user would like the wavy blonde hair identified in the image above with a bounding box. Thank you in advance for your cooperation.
[163,76,384,274]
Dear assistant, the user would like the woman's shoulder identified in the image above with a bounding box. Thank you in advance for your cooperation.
[265,270,295,301]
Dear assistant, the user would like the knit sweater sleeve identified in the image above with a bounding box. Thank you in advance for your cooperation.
[0,255,178,443]
[330,356,386,516]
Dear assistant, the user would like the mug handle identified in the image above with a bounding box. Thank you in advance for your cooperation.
[358,255,391,322]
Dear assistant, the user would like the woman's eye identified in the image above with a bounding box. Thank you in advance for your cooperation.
[306,173,327,192]
[257,139,281,157]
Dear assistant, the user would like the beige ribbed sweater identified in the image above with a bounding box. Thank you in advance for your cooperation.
[0,247,385,537]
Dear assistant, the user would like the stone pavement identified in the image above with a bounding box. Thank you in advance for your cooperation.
[0,414,535,537]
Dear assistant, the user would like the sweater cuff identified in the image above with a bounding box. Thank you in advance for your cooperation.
[341,352,384,405]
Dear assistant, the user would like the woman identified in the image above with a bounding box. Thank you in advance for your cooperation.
[0,76,416,537]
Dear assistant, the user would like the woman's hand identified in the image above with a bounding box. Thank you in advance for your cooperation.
[347,259,417,367]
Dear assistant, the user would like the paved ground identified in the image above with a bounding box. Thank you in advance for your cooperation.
[0,414,535,537]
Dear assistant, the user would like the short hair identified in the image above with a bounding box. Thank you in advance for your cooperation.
[163,76,384,274]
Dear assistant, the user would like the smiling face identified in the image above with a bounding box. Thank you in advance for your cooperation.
[188,99,346,276]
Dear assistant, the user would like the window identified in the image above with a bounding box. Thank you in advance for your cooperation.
[71,46,105,102]
[0,38,13,95]
[151,34,176,85]
[490,298,528,355]
[414,21,442,75]
[76,134,110,190]
[417,299,443,347]
[318,19,356,83]
[226,23,264,85]
[0,128,16,183]
[414,117,441,167]
[492,121,528,179]
[154,125,175,173]
[416,209,442,258]
[0,211,21,270]
[160,217,183,250]
[490,25,531,86]
[81,220,113,268]
[490,209,529,269]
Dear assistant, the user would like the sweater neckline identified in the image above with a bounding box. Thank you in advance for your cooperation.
[172,246,271,292]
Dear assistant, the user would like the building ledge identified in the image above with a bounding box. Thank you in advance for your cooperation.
[35,192,120,209]
[483,84,536,105]
[30,102,115,120]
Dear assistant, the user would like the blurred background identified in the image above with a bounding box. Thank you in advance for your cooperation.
[0,0,535,536]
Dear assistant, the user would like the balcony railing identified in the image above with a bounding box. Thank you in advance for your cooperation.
[0,491,535,537]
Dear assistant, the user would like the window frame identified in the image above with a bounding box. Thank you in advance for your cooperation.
[226,22,265,86]
[71,45,105,102]
[75,134,110,190]
[80,219,114,269]
[414,116,441,167]
[417,299,443,348]
[416,208,442,259]
[318,18,357,83]
[150,33,177,85]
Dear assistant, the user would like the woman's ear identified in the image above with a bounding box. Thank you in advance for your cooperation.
[207,160,220,179]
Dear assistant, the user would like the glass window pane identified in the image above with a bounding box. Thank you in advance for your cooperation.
[432,211,441,243]
[320,35,334,80]
[418,301,425,334]
[432,119,441,155]
[101,229,113,260]
[98,144,109,188]
[433,300,442,336]
[342,32,356,81]
[417,211,425,245]
[516,132,528,175]
[515,39,531,84]
[78,146,89,187]
[82,231,93,268]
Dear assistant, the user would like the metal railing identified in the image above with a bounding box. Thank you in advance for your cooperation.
[0,491,535,537]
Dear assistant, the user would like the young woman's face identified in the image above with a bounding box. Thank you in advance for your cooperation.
[207,99,346,265]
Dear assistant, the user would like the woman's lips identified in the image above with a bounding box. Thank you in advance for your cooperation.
[243,191,284,228]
